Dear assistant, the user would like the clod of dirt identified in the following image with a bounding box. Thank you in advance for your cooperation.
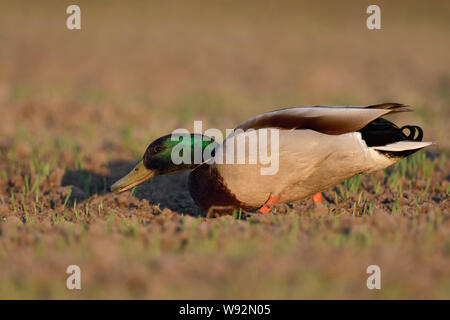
[43,185,87,208]
[0,204,10,217]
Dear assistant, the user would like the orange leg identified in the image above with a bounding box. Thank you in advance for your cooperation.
[312,192,323,204]
[258,195,280,214]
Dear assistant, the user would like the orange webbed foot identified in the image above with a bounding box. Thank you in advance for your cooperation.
[258,195,280,214]
[312,192,323,204]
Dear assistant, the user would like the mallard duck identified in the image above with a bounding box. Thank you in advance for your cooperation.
[111,103,432,214]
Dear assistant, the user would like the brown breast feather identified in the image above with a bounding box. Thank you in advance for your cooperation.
[188,163,256,213]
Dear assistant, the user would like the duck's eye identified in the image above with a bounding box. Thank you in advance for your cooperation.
[152,145,163,154]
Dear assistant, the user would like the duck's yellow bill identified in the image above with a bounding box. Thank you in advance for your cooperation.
[111,160,155,193]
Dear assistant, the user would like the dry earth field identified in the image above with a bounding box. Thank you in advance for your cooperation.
[0,1,449,299]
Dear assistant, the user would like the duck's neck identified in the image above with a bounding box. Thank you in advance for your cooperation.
[166,133,217,170]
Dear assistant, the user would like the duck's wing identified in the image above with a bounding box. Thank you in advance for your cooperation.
[230,103,410,136]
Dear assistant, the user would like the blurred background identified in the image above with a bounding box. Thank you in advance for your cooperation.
[0,0,448,157]
[0,0,449,299]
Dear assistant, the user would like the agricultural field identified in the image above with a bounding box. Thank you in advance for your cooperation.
[0,1,449,299]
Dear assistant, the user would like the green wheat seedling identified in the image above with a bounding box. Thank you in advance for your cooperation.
[21,188,27,214]
[389,171,401,190]
[421,157,436,181]
[30,175,41,194]
[357,191,363,205]
[345,175,362,194]
[24,175,30,193]
[51,212,58,225]
[397,158,407,178]
[75,153,84,171]
[130,186,137,197]
[416,178,432,204]
[351,202,357,216]
[368,201,374,216]
[361,202,368,216]
[11,192,16,213]
[334,191,339,205]
[73,200,79,220]
[392,199,401,215]
[62,187,72,211]
[98,198,104,215]
[24,211,30,223]
[339,185,347,201]
[370,175,382,194]
[85,201,90,216]
[397,183,403,199]
[34,188,39,204]
[424,178,431,194]
[404,150,436,181]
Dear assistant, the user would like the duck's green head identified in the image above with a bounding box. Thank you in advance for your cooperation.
[111,133,215,193]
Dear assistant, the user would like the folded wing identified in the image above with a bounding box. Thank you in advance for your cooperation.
[231,103,410,136]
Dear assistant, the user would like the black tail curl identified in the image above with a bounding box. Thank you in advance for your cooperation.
[358,118,425,158]
[400,125,423,142]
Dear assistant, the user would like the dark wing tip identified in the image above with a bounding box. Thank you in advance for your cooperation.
[366,102,412,113]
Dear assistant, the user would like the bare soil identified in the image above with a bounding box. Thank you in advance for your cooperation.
[0,0,449,299]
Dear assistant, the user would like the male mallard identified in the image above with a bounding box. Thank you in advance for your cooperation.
[111,103,432,214]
